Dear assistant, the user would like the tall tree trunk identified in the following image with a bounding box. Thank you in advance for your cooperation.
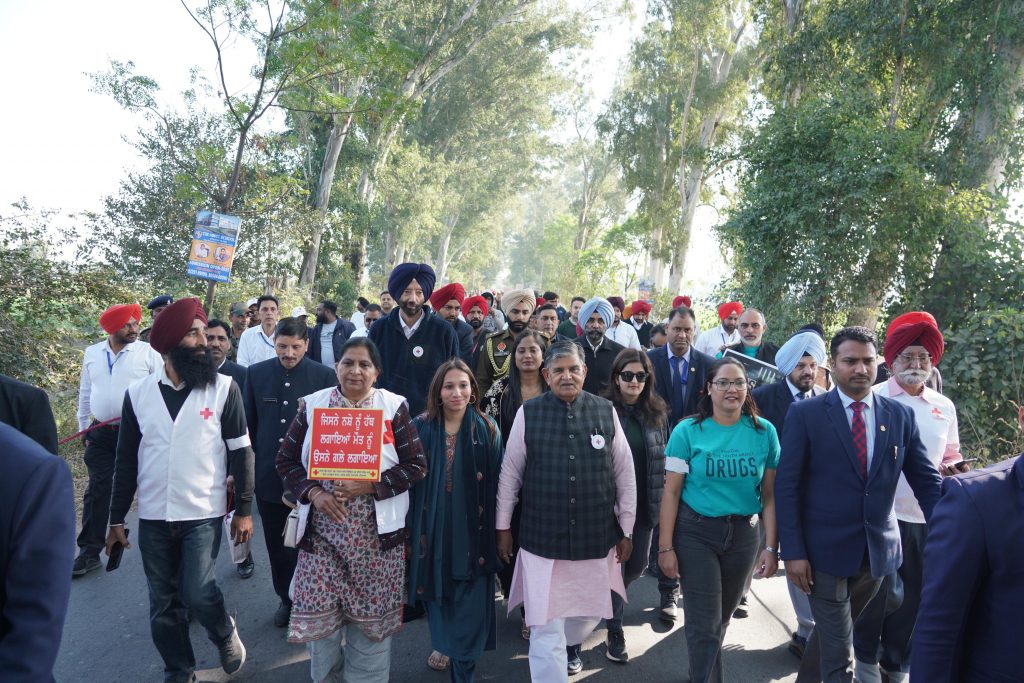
[298,77,363,289]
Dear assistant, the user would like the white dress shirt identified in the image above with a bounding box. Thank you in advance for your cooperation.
[400,311,425,339]
[349,309,365,331]
[77,339,162,430]
[605,321,641,350]
[835,387,876,469]
[694,325,741,356]
[236,325,277,367]
[874,377,960,523]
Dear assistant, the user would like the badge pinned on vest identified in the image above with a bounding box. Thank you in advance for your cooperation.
[591,433,606,449]
[412,346,424,358]
[496,342,508,354]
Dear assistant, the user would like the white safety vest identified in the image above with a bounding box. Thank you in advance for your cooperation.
[295,387,409,545]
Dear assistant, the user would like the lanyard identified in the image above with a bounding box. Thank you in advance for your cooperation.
[260,331,275,348]
[105,348,124,375]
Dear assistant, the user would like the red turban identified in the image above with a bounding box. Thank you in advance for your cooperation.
[536,297,547,309]
[461,295,489,318]
[149,298,208,354]
[606,296,625,311]
[672,295,692,309]
[631,300,652,315]
[99,304,142,335]
[429,283,466,311]
[884,311,944,366]
[718,301,744,320]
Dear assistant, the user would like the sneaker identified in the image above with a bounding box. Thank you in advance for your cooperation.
[566,644,583,675]
[788,633,807,659]
[273,600,291,628]
[733,596,749,619]
[71,554,102,578]
[218,617,246,674]
[606,629,628,663]
[659,591,678,622]
[236,552,255,580]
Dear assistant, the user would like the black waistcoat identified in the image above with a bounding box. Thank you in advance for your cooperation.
[519,391,623,560]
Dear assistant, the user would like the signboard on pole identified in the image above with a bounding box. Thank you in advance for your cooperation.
[308,408,385,481]
[722,349,784,390]
[186,210,241,283]
[637,279,654,303]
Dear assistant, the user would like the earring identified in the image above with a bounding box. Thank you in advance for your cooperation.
[469,395,477,404]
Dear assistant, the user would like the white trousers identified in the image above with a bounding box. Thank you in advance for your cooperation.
[528,616,600,683]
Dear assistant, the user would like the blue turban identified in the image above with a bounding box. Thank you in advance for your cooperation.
[774,330,827,376]
[578,297,613,328]
[387,263,436,302]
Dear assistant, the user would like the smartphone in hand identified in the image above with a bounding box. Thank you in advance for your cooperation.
[106,528,130,572]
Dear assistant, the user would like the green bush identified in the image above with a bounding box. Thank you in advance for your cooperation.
[942,308,1024,463]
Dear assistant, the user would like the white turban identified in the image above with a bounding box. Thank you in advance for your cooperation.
[774,331,827,376]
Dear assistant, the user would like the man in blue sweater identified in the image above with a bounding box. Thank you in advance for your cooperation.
[368,262,459,417]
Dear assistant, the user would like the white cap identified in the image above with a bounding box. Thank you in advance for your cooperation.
[292,306,308,318]
[245,297,258,308]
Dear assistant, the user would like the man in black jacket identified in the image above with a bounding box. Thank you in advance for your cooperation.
[574,297,625,396]
[243,318,336,626]
[0,374,58,453]
[723,308,779,364]
[645,305,714,620]
[752,328,827,657]
[307,300,355,368]
[207,319,247,390]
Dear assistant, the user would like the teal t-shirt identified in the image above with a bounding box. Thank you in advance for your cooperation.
[665,415,780,517]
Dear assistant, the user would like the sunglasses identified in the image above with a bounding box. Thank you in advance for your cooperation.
[619,371,649,383]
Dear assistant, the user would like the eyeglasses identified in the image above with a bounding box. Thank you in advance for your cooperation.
[711,379,749,390]
[619,371,649,383]
[896,353,931,366]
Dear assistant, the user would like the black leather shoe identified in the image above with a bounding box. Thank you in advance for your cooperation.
[236,552,255,579]
[274,601,291,628]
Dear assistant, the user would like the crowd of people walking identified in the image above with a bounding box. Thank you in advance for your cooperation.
[0,261,1021,683]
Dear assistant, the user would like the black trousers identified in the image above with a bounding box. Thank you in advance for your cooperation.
[256,497,298,605]
[77,423,120,556]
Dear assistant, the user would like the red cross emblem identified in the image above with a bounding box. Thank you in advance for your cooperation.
[200,407,214,420]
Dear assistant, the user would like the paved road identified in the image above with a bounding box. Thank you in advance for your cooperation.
[57,512,802,682]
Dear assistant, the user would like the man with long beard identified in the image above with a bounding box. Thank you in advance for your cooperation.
[368,262,459,417]
[475,288,536,395]
[106,298,254,682]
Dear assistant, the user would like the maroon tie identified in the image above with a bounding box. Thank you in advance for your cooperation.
[851,401,868,479]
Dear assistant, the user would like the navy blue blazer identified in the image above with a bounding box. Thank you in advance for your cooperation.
[306,319,356,365]
[217,359,248,393]
[0,423,75,682]
[646,346,714,427]
[911,455,1024,682]
[453,318,476,365]
[243,357,336,502]
[775,390,942,577]
[751,379,825,436]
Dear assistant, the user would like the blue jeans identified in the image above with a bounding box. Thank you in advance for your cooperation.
[138,517,235,683]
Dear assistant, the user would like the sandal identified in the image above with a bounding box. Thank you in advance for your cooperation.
[427,650,450,671]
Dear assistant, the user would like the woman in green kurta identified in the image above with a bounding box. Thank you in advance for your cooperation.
[407,359,503,683]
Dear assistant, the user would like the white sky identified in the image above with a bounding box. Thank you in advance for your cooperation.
[0,0,724,293]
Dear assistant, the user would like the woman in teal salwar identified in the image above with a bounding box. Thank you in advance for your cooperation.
[408,359,503,683]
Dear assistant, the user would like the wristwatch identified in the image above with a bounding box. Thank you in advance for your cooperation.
[623,533,633,540]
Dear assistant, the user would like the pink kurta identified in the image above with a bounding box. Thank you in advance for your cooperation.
[496,402,637,627]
